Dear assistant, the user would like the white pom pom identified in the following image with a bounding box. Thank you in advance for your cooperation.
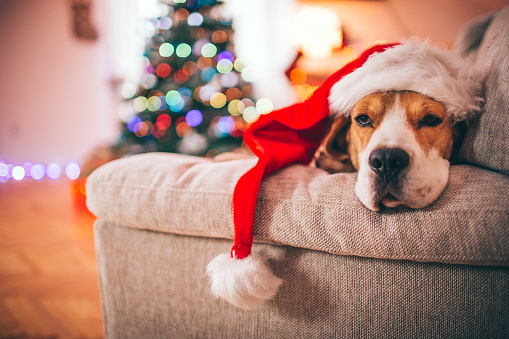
[206,253,283,309]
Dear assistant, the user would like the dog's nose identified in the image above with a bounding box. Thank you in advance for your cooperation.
[369,148,410,183]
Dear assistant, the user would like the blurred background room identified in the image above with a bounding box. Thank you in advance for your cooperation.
[0,0,507,337]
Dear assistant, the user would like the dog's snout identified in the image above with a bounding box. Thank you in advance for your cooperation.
[369,148,410,183]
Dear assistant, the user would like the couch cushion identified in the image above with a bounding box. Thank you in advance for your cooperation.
[457,7,509,175]
[86,152,509,266]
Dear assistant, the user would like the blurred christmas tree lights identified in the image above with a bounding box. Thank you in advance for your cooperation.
[118,0,273,157]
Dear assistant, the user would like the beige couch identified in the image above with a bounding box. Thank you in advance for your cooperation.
[87,8,509,338]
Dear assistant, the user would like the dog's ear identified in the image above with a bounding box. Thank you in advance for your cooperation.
[449,121,467,164]
[314,116,355,173]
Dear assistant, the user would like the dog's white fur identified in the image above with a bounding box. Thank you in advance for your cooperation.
[207,253,283,309]
[355,95,451,211]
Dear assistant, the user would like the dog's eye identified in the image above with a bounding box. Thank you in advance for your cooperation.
[419,114,443,128]
[354,114,373,127]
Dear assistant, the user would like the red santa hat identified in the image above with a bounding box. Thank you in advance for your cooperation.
[207,41,482,309]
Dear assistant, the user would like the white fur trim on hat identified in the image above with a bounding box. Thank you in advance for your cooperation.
[329,41,483,122]
[207,253,283,309]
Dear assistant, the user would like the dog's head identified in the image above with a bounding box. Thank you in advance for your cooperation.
[311,42,483,211]
[316,91,466,211]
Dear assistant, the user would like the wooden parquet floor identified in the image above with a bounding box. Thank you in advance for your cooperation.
[0,180,104,338]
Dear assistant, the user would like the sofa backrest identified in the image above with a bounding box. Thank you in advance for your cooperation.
[456,7,509,175]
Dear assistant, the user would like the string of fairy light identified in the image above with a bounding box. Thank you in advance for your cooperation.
[0,161,81,183]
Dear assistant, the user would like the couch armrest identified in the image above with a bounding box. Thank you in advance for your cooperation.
[86,152,509,266]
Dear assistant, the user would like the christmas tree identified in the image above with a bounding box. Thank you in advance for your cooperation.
[118,0,268,157]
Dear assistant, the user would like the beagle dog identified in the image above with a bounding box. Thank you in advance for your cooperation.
[315,90,464,212]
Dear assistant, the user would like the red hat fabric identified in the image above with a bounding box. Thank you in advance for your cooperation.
[207,43,399,309]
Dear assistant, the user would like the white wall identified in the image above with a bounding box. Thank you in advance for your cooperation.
[0,0,118,167]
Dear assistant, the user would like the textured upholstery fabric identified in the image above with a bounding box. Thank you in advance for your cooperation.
[95,220,509,338]
[457,7,509,175]
[87,152,509,267]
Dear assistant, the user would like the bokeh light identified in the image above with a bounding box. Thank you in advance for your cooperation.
[199,86,215,102]
[66,161,81,180]
[217,51,234,62]
[159,43,175,57]
[166,90,185,112]
[158,17,173,30]
[187,12,203,26]
[166,90,181,105]
[295,83,317,101]
[186,110,203,127]
[31,164,45,180]
[183,61,198,75]
[156,63,172,78]
[192,39,207,56]
[200,67,217,82]
[156,114,172,130]
[0,164,8,183]
[291,6,343,59]
[221,73,238,87]
[290,68,307,84]
[0,162,8,178]
[241,67,257,82]
[176,121,192,138]
[141,73,158,89]
[225,87,242,101]
[201,43,217,58]
[178,87,193,103]
[212,30,227,43]
[147,96,162,111]
[233,58,246,72]
[256,98,274,114]
[174,69,190,84]
[12,166,25,181]
[134,121,152,137]
[241,98,255,109]
[210,93,227,108]
[173,69,189,84]
[197,57,213,70]
[46,163,61,180]
[121,83,137,99]
[217,59,233,74]
[127,116,142,132]
[176,43,192,58]
[133,96,148,112]
[242,106,260,123]
[216,116,235,134]
[175,8,189,21]
[228,99,244,115]
[241,85,252,98]
[192,27,209,40]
